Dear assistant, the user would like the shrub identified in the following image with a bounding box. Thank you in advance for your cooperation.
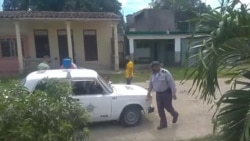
[0,79,89,141]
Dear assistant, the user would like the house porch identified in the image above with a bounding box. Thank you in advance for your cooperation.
[0,11,120,74]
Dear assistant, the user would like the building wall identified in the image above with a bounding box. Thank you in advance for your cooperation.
[133,40,151,62]
[127,34,205,68]
[181,38,199,67]
[0,20,28,73]
[0,19,115,71]
[126,9,176,32]
[133,39,176,66]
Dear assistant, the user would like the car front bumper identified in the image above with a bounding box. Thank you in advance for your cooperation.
[148,106,155,113]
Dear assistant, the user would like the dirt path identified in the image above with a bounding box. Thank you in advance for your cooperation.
[88,78,234,141]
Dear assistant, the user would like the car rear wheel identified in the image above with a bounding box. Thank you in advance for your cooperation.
[120,105,142,127]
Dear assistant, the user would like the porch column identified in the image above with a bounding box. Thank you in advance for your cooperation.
[15,21,24,73]
[129,38,134,58]
[66,21,73,59]
[114,24,119,71]
[175,37,181,64]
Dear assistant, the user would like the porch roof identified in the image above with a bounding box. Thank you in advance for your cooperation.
[126,31,209,40]
[126,31,209,35]
[0,11,120,21]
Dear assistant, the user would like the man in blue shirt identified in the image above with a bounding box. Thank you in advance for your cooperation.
[147,61,179,130]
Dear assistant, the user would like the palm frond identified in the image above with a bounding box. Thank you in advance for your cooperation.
[185,3,250,103]
[213,89,250,141]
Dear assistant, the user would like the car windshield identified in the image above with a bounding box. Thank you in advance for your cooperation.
[98,75,113,93]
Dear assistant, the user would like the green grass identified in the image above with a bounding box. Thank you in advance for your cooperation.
[179,135,215,141]
[105,67,188,83]
[0,67,237,87]
[104,67,235,84]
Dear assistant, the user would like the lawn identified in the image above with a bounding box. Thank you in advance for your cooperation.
[179,135,214,141]
[0,67,235,86]
[101,67,188,84]
[102,67,234,84]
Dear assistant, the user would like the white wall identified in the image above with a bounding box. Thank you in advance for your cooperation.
[134,41,151,61]
[0,20,29,35]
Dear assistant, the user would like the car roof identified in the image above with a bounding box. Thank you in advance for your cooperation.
[26,69,98,81]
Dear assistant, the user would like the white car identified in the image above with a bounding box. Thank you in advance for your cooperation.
[23,69,154,127]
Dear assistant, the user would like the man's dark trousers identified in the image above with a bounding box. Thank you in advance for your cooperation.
[126,77,133,85]
[156,88,178,126]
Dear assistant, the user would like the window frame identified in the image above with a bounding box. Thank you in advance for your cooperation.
[97,75,113,93]
[71,78,108,96]
[0,38,24,58]
[34,79,47,92]
[34,29,50,58]
[32,77,111,96]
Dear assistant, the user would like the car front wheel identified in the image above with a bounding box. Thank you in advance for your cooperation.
[120,105,142,127]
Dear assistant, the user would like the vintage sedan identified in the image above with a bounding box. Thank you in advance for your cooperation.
[23,69,154,127]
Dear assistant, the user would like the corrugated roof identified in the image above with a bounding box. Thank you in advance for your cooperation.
[0,11,120,20]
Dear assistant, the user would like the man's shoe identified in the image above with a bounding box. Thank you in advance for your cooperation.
[157,125,167,130]
[173,113,179,124]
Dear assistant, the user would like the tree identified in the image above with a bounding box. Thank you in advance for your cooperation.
[150,0,211,31]
[185,0,250,140]
[2,0,29,11]
[2,0,122,14]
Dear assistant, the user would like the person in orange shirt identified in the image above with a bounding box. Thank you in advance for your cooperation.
[125,56,134,85]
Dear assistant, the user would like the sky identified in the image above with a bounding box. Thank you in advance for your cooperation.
[0,0,249,16]
[119,0,250,16]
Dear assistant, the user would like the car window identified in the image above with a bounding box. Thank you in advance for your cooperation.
[34,80,46,91]
[33,79,69,92]
[98,75,113,93]
[72,80,104,95]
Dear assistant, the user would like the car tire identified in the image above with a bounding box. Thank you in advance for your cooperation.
[120,105,142,127]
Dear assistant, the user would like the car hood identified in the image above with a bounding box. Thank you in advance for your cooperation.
[112,84,147,96]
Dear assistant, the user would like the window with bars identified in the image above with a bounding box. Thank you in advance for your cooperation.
[0,38,24,58]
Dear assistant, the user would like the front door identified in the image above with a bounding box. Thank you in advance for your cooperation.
[83,30,98,61]
[34,30,50,58]
[71,79,112,122]
[57,30,74,64]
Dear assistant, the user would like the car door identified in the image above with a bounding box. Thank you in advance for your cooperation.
[71,79,112,122]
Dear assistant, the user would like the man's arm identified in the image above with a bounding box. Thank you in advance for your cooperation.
[147,76,153,97]
[165,71,176,96]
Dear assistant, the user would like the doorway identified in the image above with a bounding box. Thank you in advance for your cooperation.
[83,30,98,61]
[165,39,175,66]
[57,30,75,64]
[34,30,50,58]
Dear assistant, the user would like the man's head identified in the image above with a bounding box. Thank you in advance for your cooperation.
[151,61,161,73]
[126,56,132,61]
[103,75,110,82]
[43,55,50,63]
